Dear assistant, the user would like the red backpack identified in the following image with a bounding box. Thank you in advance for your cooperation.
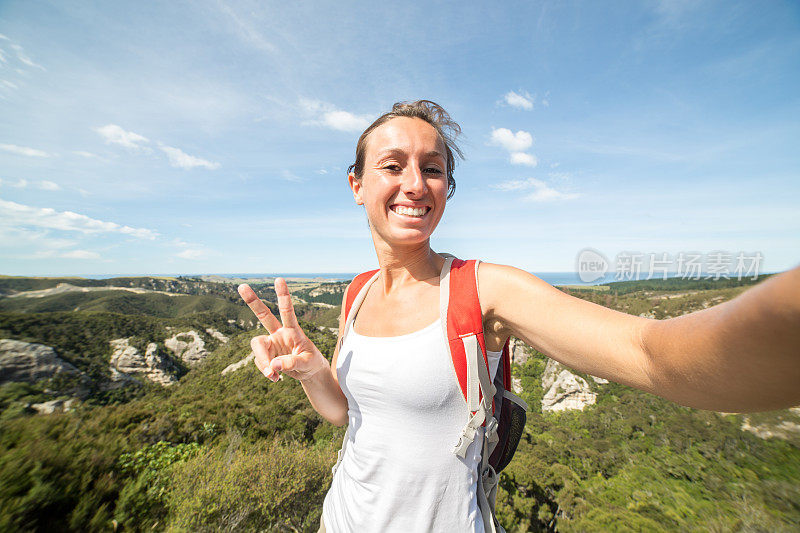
[334,256,528,533]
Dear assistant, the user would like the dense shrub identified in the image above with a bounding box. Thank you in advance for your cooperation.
[163,439,335,532]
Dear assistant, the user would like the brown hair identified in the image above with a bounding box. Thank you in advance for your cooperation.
[347,100,463,199]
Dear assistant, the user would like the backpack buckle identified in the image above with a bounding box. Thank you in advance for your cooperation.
[484,417,498,440]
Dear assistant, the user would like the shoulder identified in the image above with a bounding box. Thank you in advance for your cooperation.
[477,261,554,318]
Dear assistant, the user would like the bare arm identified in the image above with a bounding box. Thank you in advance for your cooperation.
[641,266,800,412]
[480,263,800,413]
[238,279,349,426]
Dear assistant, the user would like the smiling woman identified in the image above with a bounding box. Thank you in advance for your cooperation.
[237,100,800,533]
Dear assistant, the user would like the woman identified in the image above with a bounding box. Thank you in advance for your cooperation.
[238,100,800,532]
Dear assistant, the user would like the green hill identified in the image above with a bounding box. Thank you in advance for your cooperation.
[0,274,797,531]
[0,290,255,320]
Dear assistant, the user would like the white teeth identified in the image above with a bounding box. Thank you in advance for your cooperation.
[393,206,427,217]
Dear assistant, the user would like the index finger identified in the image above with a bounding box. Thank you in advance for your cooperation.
[274,277,300,329]
[238,284,282,333]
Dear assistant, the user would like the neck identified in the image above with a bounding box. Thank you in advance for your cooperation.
[370,237,445,294]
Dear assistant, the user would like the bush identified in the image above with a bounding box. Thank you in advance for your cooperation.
[163,439,336,532]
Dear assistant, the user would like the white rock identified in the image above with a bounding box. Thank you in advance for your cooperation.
[541,359,596,412]
[31,399,67,414]
[741,412,800,441]
[0,339,80,384]
[205,328,229,343]
[222,353,255,375]
[109,338,177,386]
[509,337,530,365]
[512,376,523,395]
[164,330,208,366]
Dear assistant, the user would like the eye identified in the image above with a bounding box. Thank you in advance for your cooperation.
[383,164,402,172]
[424,167,443,175]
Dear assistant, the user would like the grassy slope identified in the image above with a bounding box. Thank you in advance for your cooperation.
[0,275,798,531]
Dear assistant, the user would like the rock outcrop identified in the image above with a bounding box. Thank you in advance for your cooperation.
[0,339,80,384]
[222,353,255,375]
[512,376,523,395]
[741,408,800,441]
[31,398,77,415]
[509,337,530,365]
[165,330,208,366]
[109,338,177,386]
[541,359,597,412]
[205,328,229,343]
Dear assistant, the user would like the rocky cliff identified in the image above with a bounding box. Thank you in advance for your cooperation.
[165,330,209,367]
[0,338,81,384]
[541,358,598,413]
[109,338,178,386]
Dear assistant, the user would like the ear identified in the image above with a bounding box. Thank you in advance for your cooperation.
[348,172,364,205]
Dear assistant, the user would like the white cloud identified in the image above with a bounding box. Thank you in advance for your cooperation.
[0,198,158,239]
[503,90,534,110]
[491,178,537,192]
[61,249,101,259]
[300,98,372,132]
[38,180,60,191]
[490,128,533,152]
[317,169,328,175]
[298,98,325,114]
[215,1,277,54]
[0,227,78,257]
[72,150,100,159]
[0,143,50,157]
[94,125,218,169]
[548,172,572,181]
[1,179,61,191]
[10,43,45,71]
[95,124,150,150]
[323,110,371,132]
[159,144,220,170]
[281,170,304,182]
[0,79,18,89]
[510,152,538,167]
[176,248,206,260]
[491,178,579,202]
[525,186,578,202]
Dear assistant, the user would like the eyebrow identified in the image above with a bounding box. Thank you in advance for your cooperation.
[375,148,445,160]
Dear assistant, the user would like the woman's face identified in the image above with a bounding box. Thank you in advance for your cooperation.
[349,117,449,248]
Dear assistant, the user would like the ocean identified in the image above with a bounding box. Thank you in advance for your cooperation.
[170,272,639,286]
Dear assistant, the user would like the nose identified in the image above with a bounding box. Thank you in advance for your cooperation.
[400,165,428,197]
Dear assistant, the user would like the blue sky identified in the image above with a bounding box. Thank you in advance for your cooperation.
[1,0,798,276]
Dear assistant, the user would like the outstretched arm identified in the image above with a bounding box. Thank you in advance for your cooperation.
[641,266,800,412]
[480,263,800,413]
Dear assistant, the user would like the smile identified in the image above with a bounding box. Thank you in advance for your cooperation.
[390,205,430,217]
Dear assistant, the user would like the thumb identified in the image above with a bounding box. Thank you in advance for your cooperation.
[271,354,297,372]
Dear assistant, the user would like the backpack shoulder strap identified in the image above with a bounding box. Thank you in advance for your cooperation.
[444,258,491,400]
[443,258,497,459]
[500,338,512,391]
[344,269,379,321]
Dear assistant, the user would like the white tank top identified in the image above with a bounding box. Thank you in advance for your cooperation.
[322,316,501,532]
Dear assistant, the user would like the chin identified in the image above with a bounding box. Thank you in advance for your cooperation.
[377,227,435,247]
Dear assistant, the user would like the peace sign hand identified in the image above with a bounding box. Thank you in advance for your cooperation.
[238,278,328,382]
